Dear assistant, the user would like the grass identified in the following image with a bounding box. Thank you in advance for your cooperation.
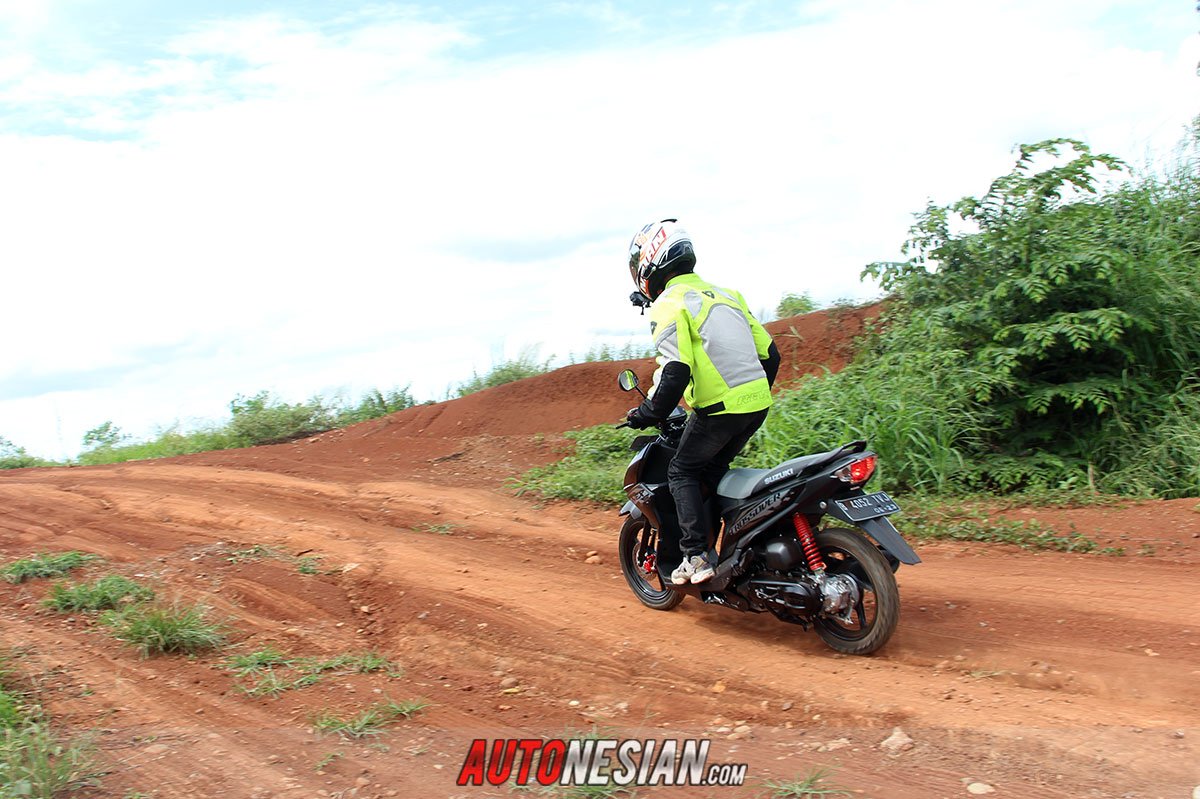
[410,522,457,535]
[454,350,552,398]
[42,575,154,613]
[898,504,1111,553]
[1,552,99,584]
[0,653,98,798]
[302,651,398,676]
[296,556,323,574]
[224,647,293,675]
[314,750,344,771]
[238,670,323,699]
[0,682,26,732]
[224,545,282,564]
[512,425,637,505]
[309,698,429,739]
[0,722,98,799]
[224,648,400,698]
[102,602,227,658]
[65,386,416,467]
[763,767,852,798]
[221,544,334,574]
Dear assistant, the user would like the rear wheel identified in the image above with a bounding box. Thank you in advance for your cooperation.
[813,527,899,655]
[618,516,684,611]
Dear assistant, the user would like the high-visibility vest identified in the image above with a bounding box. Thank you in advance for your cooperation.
[648,273,773,415]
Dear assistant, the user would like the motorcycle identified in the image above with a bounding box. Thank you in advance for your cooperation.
[614,369,919,655]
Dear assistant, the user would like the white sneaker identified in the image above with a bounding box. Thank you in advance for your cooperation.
[690,556,715,584]
[671,555,712,585]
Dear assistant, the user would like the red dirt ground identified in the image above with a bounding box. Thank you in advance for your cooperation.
[1,306,1197,799]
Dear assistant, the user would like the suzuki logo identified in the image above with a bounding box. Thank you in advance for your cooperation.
[763,468,794,486]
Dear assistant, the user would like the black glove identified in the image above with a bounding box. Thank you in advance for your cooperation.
[625,406,656,429]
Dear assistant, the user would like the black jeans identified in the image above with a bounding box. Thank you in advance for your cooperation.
[667,408,769,559]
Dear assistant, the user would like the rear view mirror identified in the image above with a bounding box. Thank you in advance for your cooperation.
[617,370,639,392]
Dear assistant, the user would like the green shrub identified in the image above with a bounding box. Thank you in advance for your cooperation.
[857,136,1200,496]
[775,292,819,319]
[76,425,234,466]
[332,387,415,426]
[69,384,418,467]
[0,438,54,470]
[226,391,334,447]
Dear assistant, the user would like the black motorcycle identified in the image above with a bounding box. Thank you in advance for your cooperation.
[615,369,919,655]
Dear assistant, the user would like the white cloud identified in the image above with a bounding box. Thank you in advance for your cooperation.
[0,0,1195,458]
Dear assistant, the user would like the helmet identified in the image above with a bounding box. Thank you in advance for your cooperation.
[627,218,696,300]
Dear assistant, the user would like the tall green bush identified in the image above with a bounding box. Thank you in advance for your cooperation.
[853,136,1200,495]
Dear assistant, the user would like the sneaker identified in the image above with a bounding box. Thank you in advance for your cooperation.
[670,556,696,585]
[689,555,715,584]
[671,554,713,585]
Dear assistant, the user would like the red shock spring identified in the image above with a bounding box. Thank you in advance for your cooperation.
[792,513,826,572]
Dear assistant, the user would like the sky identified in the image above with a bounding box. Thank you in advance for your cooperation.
[1,0,1196,460]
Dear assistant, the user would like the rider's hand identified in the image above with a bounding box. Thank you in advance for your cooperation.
[625,406,656,430]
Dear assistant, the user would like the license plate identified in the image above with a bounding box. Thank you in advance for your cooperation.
[834,491,900,522]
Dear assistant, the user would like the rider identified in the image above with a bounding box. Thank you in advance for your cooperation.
[624,219,780,585]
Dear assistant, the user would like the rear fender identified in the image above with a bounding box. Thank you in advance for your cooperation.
[849,516,921,565]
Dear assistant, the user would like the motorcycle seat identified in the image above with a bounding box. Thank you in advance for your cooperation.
[718,447,849,499]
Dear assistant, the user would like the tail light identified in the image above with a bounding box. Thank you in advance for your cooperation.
[835,455,877,484]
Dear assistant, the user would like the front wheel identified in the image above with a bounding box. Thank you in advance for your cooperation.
[813,527,900,655]
[618,516,684,611]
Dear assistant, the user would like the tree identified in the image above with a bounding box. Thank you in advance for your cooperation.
[82,421,128,450]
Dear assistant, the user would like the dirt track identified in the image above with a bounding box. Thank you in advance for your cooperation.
[1,308,1198,799]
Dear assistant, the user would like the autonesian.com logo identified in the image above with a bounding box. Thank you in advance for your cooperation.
[457,738,748,788]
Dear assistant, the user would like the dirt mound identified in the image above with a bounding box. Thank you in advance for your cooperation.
[334,302,877,440]
[178,304,878,487]
[2,303,1198,799]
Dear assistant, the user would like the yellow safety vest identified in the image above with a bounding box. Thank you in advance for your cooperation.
[649,273,774,415]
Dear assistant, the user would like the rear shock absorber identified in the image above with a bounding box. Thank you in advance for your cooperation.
[792,512,826,574]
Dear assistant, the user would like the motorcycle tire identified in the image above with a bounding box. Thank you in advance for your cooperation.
[618,516,684,611]
[812,527,900,655]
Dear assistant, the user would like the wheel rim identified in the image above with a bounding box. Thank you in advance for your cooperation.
[815,545,879,641]
[624,522,673,601]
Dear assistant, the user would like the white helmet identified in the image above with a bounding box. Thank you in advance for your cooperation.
[627,218,696,300]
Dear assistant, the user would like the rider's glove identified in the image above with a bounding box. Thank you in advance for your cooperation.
[625,406,656,429]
